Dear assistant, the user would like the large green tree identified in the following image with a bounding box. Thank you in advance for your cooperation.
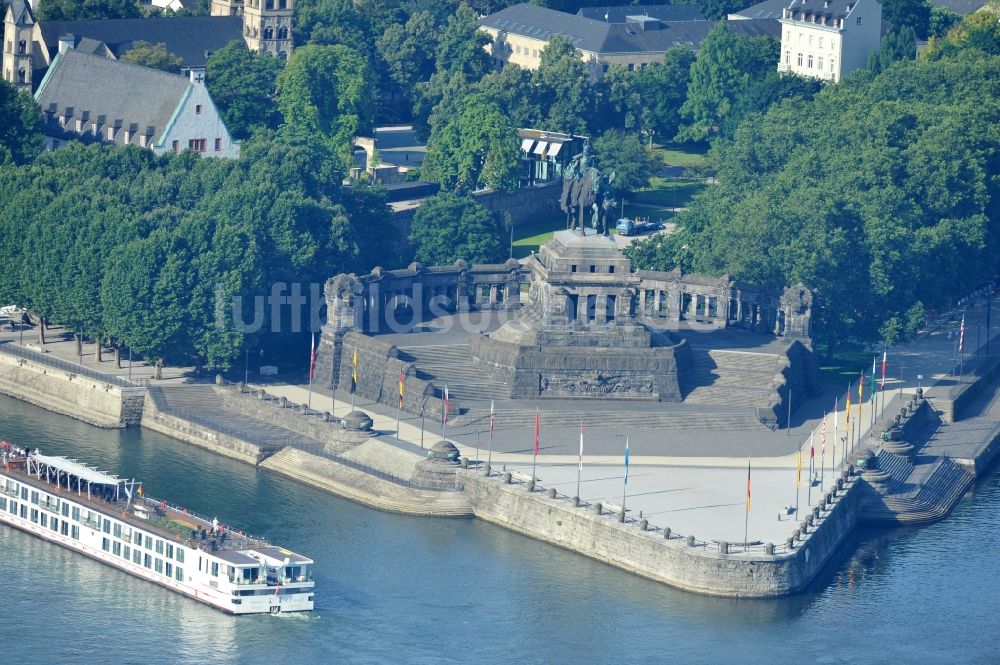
[276,43,374,163]
[409,192,506,265]
[532,35,591,135]
[592,130,660,195]
[0,79,43,165]
[676,24,779,143]
[206,40,283,140]
[423,93,521,192]
[120,42,183,74]
[37,0,140,20]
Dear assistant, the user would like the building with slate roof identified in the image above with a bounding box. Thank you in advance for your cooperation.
[479,2,779,77]
[576,5,706,22]
[34,47,239,158]
[2,0,292,93]
[776,0,881,82]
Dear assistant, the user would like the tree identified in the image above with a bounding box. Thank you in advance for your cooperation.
[533,35,591,135]
[881,0,932,40]
[632,48,696,143]
[677,24,779,143]
[867,27,918,74]
[435,5,491,80]
[0,79,43,165]
[695,0,752,20]
[120,42,183,74]
[37,0,140,20]
[721,72,820,139]
[206,40,283,140]
[276,44,374,162]
[592,130,660,194]
[409,192,505,265]
[423,93,521,192]
[928,6,962,39]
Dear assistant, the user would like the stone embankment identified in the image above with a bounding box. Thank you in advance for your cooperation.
[461,466,862,598]
[0,343,144,428]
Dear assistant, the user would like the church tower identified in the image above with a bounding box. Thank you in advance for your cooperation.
[243,0,293,60]
[2,0,37,93]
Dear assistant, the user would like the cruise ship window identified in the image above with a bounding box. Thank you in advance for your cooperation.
[175,567,184,582]
[176,549,185,564]
[124,545,131,560]
[212,562,219,576]
[145,535,153,550]
[31,491,38,505]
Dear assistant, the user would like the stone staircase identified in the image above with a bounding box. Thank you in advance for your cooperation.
[860,453,973,525]
[680,349,782,408]
[147,385,322,450]
[450,408,762,431]
[261,448,472,517]
[398,344,509,403]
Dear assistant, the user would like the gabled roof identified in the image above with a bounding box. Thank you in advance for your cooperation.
[577,5,706,22]
[928,0,988,15]
[481,4,778,55]
[34,49,191,147]
[5,0,35,24]
[38,15,244,68]
[730,0,790,20]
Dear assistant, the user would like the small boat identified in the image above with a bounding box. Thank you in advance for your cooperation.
[0,445,315,614]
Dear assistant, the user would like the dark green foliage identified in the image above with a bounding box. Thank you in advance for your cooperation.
[592,130,660,194]
[867,27,917,75]
[0,135,393,369]
[409,192,506,265]
[206,41,283,140]
[120,41,183,74]
[0,79,43,165]
[694,0,751,20]
[36,0,141,20]
[880,0,932,40]
[626,50,1000,351]
[928,6,962,39]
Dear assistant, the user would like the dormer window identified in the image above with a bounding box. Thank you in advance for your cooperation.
[139,135,148,147]
[856,16,862,24]
[58,115,67,128]
[195,104,202,114]
[107,127,114,140]
[124,130,132,143]
[75,119,83,132]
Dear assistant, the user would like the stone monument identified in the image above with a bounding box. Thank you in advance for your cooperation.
[470,229,687,400]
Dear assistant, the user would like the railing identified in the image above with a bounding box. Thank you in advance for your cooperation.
[0,341,141,388]
[481,466,861,557]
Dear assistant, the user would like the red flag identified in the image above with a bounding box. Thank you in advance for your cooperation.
[308,333,317,381]
[959,315,966,353]
[746,459,751,512]
[534,407,540,457]
[880,350,887,390]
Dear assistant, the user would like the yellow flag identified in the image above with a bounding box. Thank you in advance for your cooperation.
[352,348,358,384]
[796,449,802,487]
[846,387,851,426]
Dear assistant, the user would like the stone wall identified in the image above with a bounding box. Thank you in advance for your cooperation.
[140,394,264,465]
[474,182,562,227]
[461,469,861,597]
[0,348,145,428]
[762,340,821,427]
[941,338,1000,422]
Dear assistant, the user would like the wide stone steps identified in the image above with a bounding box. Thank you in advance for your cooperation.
[875,449,915,483]
[398,344,509,402]
[337,439,420,480]
[681,349,781,408]
[148,385,322,449]
[450,408,761,431]
[860,457,973,524]
[262,448,472,517]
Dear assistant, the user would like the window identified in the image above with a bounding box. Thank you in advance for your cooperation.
[797,53,803,66]
[172,140,179,153]
[818,57,824,70]
[107,127,115,140]
[176,549,184,564]
[61,503,69,517]
[264,26,274,40]
[124,545,131,560]
[71,525,79,540]
[144,554,152,569]
[40,513,47,528]
[166,544,174,559]
[75,119,83,132]
[627,63,634,71]
[60,521,68,536]
[818,37,824,48]
[195,104,203,114]
[571,265,577,273]
[856,16,862,24]
[155,558,163,574]
[602,64,609,73]
[113,541,121,556]
[114,523,122,538]
[133,549,141,565]
[784,51,790,64]
[50,517,58,532]
[102,538,110,552]
[211,562,219,577]
[166,562,173,578]
[266,0,273,7]
[103,519,111,534]
[176,567,184,582]
[277,26,288,40]
[589,265,596,273]
[31,491,38,505]
[17,39,26,55]
[609,266,615,274]
[30,508,38,523]
[188,139,207,153]
[145,535,153,550]
[214,138,222,151]
[807,55,813,69]
[72,506,80,521]
[0,498,5,512]
[279,0,286,8]
[139,135,148,148]
[156,539,164,555]
[124,131,132,143]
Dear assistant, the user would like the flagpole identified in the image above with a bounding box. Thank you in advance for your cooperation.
[808,431,814,505]
[576,420,583,501]
[744,457,750,552]
[795,448,801,518]
[395,369,403,440]
[475,428,480,467]
[487,398,495,474]
[621,434,629,520]
[307,333,315,411]
[531,405,539,488]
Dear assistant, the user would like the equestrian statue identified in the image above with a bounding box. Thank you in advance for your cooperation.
[559,143,616,236]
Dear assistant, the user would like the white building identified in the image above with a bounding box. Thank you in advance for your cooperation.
[776,0,881,82]
[34,46,239,158]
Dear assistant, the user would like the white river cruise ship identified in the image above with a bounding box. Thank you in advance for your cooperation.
[0,447,314,614]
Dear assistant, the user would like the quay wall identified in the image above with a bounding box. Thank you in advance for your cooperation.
[0,346,144,428]
[141,394,263,466]
[942,343,1000,423]
[461,470,862,598]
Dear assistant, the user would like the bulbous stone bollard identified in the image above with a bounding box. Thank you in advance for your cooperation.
[300,404,309,414]
[639,519,648,531]
[719,541,729,555]
[215,374,224,386]
[460,456,469,469]
[686,535,695,547]
[664,527,671,539]
[812,507,821,520]
[547,488,556,499]
[572,496,580,507]
[837,478,844,491]
[484,464,491,477]
[259,390,267,400]
[617,510,625,523]
[323,412,332,422]
[792,528,801,541]
[765,542,774,555]
[786,537,795,549]
[526,479,534,491]
[503,473,512,484]
[806,515,814,527]
[594,502,603,515]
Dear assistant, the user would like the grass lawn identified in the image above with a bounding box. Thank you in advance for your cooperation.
[653,142,711,169]
[147,515,197,540]
[511,213,565,258]
[631,178,707,209]
[818,341,873,388]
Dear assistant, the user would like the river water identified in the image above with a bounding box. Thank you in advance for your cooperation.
[2,393,998,665]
